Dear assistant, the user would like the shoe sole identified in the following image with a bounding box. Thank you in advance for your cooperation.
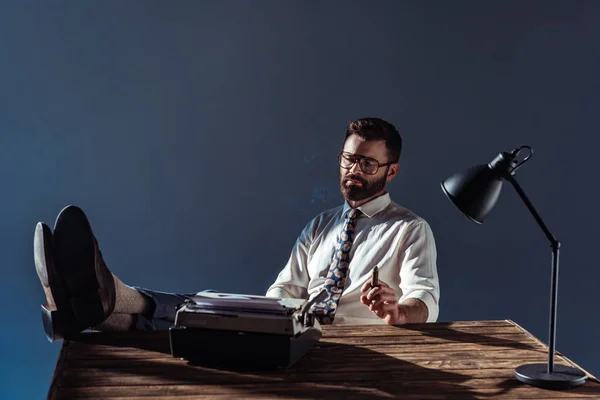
[53,205,105,327]
[34,222,74,341]
[34,223,55,294]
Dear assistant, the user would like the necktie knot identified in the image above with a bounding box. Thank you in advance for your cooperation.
[347,208,361,220]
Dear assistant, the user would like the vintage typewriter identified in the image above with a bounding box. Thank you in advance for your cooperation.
[169,289,327,368]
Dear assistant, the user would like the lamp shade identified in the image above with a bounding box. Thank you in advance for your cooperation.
[441,164,504,224]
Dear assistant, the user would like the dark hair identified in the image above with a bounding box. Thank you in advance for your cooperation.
[344,117,402,163]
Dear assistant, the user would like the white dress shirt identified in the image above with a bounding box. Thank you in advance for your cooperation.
[265,193,440,325]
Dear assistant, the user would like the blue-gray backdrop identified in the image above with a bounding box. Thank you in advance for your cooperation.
[2,1,599,398]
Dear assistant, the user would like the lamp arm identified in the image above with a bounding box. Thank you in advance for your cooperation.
[505,175,558,247]
[506,174,560,374]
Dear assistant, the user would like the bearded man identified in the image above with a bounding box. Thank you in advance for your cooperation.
[34,117,439,340]
[266,117,439,326]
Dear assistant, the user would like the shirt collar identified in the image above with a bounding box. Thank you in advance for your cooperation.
[342,192,391,219]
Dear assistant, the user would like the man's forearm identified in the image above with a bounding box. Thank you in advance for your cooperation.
[398,298,429,324]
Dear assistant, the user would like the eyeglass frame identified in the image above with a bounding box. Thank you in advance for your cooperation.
[337,151,396,175]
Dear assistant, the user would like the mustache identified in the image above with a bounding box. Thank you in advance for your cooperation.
[343,174,367,184]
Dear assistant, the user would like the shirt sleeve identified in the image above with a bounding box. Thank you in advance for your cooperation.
[265,220,314,299]
[396,220,440,322]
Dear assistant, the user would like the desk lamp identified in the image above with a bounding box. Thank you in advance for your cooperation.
[441,145,587,390]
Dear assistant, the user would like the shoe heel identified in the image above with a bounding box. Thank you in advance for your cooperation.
[41,304,69,342]
[41,305,86,342]
[69,290,105,327]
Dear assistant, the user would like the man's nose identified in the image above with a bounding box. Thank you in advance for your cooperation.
[349,161,363,174]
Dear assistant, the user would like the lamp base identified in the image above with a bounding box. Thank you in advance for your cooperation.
[515,363,587,390]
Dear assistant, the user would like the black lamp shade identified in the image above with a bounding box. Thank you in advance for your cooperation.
[441,164,504,224]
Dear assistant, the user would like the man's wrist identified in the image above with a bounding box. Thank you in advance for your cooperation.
[395,305,408,325]
[397,298,428,324]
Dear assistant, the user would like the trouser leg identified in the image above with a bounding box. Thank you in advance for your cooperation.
[131,287,195,331]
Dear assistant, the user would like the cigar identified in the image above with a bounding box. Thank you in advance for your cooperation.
[371,265,379,288]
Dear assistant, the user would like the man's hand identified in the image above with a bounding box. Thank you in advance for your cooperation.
[360,280,406,325]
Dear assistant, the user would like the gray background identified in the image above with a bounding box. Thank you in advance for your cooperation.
[1,1,599,398]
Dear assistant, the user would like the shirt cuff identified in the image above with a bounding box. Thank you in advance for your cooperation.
[399,290,439,323]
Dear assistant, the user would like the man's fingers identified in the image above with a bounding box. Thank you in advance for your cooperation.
[366,287,380,301]
[372,309,384,317]
[366,285,394,301]
[360,294,370,305]
[377,279,391,289]
[361,279,391,293]
[370,301,398,314]
[369,296,398,311]
[369,299,398,310]
[360,280,372,293]
[362,278,399,324]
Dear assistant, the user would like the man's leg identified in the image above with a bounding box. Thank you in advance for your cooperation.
[90,277,192,332]
[99,279,197,332]
[34,205,195,340]
[91,283,194,332]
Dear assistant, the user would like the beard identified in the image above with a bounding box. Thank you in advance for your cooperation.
[340,172,387,202]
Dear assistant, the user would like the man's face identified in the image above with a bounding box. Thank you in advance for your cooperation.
[339,135,394,202]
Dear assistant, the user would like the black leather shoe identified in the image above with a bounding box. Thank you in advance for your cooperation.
[52,205,116,329]
[35,222,84,341]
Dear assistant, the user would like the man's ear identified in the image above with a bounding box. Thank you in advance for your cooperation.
[386,163,400,182]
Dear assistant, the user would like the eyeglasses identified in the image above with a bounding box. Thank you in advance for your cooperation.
[337,152,394,175]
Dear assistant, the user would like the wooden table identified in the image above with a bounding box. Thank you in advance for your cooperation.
[48,320,600,399]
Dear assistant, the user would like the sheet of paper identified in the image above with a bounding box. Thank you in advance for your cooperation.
[188,292,290,313]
